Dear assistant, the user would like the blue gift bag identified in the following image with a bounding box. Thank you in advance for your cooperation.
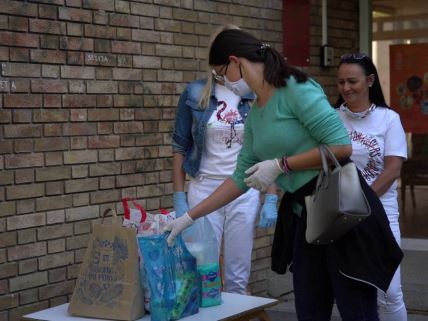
[138,234,199,321]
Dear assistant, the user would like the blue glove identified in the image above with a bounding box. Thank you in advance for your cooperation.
[258,193,278,228]
[173,192,189,218]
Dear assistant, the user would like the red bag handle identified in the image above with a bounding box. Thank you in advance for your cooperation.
[122,198,147,223]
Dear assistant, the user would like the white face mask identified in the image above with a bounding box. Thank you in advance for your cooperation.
[340,103,376,119]
[223,66,252,97]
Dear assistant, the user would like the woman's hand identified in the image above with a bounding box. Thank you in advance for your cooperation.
[162,213,194,246]
[244,159,282,192]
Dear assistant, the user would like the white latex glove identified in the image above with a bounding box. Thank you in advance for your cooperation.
[162,212,194,246]
[244,159,282,192]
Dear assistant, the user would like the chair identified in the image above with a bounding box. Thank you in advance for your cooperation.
[401,157,428,211]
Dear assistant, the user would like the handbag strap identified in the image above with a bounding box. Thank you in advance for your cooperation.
[319,145,341,175]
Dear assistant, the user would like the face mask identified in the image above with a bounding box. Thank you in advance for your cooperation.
[340,103,376,119]
[223,64,252,97]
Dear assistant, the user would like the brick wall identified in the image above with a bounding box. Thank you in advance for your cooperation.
[0,0,358,320]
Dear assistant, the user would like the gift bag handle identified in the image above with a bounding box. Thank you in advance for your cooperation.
[122,197,147,223]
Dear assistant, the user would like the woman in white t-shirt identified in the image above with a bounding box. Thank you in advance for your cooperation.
[171,25,278,294]
[335,53,408,321]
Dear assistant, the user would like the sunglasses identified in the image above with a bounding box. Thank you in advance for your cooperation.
[340,52,369,61]
[212,62,229,82]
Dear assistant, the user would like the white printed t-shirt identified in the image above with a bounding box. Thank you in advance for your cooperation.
[199,84,245,178]
[337,106,407,219]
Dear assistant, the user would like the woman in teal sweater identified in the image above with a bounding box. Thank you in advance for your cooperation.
[165,29,402,320]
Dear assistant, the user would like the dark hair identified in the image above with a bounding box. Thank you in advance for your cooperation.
[209,29,307,88]
[334,53,389,108]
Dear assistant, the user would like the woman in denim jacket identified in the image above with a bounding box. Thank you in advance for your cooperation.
[171,26,278,295]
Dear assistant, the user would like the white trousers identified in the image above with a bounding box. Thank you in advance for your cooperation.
[377,211,407,321]
[188,177,260,294]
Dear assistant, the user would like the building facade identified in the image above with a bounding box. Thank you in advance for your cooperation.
[0,1,359,320]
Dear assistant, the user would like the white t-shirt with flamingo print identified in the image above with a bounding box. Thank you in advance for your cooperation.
[199,84,245,178]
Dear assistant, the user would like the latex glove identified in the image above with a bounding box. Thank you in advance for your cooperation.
[173,192,189,218]
[244,159,282,192]
[258,194,278,228]
[162,212,194,246]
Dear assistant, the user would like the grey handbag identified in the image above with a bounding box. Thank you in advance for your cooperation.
[305,145,371,244]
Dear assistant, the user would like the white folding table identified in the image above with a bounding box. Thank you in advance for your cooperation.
[21,292,278,321]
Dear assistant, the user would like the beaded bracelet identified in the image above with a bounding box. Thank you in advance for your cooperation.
[281,155,292,175]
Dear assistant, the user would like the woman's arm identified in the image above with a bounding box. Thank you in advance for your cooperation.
[370,156,404,197]
[286,144,352,171]
[172,153,186,192]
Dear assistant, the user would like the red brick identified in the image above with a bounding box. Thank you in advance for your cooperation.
[70,109,87,121]
[64,150,97,164]
[110,13,139,28]
[111,40,141,54]
[3,124,42,138]
[131,2,159,17]
[36,195,73,212]
[35,167,70,182]
[4,95,42,108]
[44,124,62,136]
[132,29,161,43]
[46,209,65,225]
[84,25,115,39]
[96,95,113,107]
[93,11,108,24]
[0,232,17,249]
[40,35,59,49]
[39,4,58,19]
[14,139,33,153]
[87,81,118,94]
[113,68,142,80]
[31,80,68,93]
[59,7,92,23]
[31,49,66,64]
[9,271,48,292]
[7,241,46,261]
[60,37,93,52]
[61,65,95,79]
[9,16,29,32]
[1,62,40,77]
[33,110,68,123]
[90,189,120,204]
[15,168,34,184]
[0,294,18,310]
[63,95,96,107]
[83,0,114,11]
[4,154,43,169]
[88,135,120,149]
[0,141,12,155]
[65,204,99,221]
[0,1,37,16]
[35,138,70,152]
[70,136,88,149]
[42,65,60,78]
[115,147,144,160]
[113,95,141,107]
[10,48,29,62]
[114,122,144,134]
[0,31,38,48]
[6,184,45,200]
[39,280,74,300]
[85,53,116,66]
[65,177,98,193]
[30,19,66,35]
[0,201,16,217]
[63,123,96,136]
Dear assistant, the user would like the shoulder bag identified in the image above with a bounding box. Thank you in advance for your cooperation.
[305,145,371,244]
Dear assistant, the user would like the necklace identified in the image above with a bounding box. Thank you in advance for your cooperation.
[340,103,376,119]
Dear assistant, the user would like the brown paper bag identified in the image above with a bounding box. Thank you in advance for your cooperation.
[68,209,144,320]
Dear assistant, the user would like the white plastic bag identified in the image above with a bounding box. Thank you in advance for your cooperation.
[182,218,222,307]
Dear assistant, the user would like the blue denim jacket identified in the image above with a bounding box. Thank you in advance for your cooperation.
[172,78,255,177]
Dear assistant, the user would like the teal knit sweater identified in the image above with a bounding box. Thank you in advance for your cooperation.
[232,76,350,193]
